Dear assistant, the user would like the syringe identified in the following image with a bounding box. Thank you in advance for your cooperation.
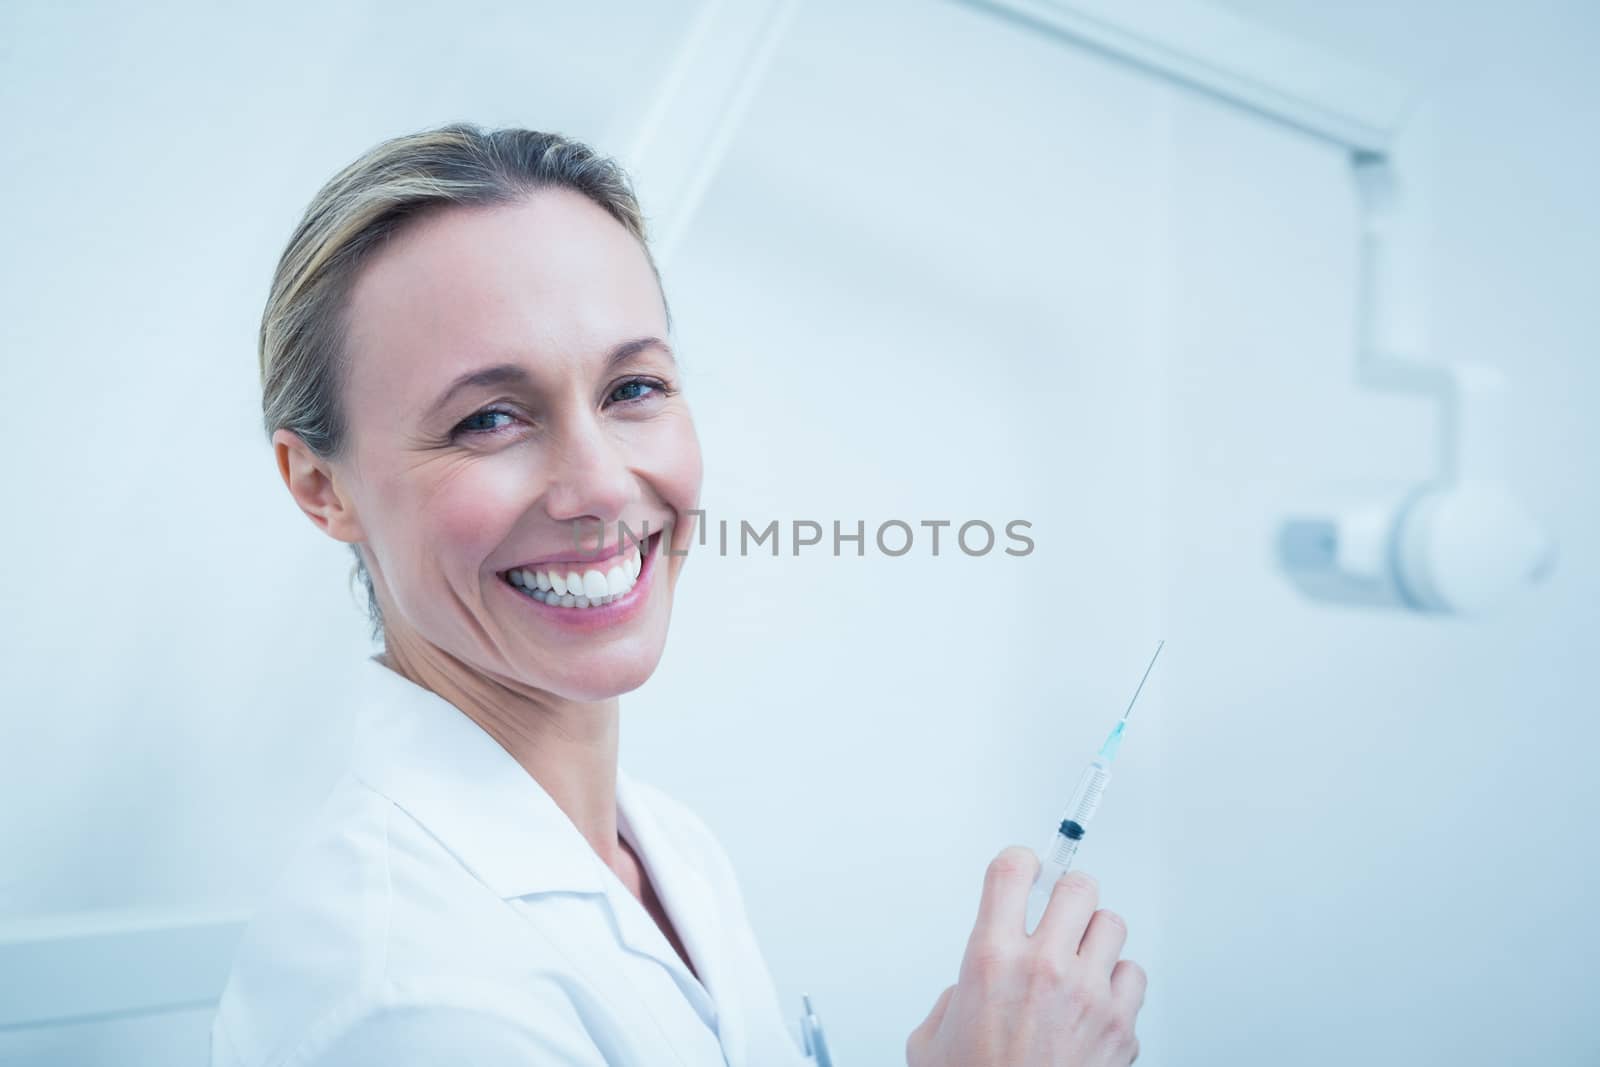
[1025,640,1165,934]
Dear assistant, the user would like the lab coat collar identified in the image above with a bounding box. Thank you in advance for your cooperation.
[349,652,615,899]
[347,653,738,1053]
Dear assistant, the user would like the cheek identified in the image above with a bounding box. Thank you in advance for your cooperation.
[641,417,702,575]
[650,414,703,513]
[411,460,528,577]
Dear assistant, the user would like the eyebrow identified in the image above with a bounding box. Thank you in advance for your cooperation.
[424,336,675,418]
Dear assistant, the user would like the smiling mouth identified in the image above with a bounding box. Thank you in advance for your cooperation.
[499,531,660,609]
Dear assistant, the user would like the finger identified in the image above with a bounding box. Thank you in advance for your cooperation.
[1029,869,1099,955]
[1110,958,1148,1015]
[906,984,956,1062]
[923,983,956,1031]
[968,845,1038,947]
[1076,908,1128,976]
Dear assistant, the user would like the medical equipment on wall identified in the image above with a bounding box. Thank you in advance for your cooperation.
[1026,641,1164,934]
[1277,127,1557,616]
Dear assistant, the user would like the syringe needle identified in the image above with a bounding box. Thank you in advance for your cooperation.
[1120,639,1165,722]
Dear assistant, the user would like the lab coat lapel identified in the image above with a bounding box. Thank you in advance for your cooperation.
[350,656,747,1062]
[616,771,747,1066]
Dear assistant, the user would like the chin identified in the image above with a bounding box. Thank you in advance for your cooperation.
[547,644,665,702]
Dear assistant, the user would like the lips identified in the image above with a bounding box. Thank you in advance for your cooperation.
[501,527,660,573]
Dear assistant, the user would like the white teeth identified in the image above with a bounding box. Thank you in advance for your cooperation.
[507,535,652,609]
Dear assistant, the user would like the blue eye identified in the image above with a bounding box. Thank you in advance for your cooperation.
[451,378,674,441]
[452,408,517,437]
[609,377,670,404]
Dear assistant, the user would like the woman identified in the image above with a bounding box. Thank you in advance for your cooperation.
[211,122,1146,1067]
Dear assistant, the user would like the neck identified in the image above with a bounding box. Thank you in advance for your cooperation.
[376,634,624,870]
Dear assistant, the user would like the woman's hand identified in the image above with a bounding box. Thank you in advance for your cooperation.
[905,846,1146,1067]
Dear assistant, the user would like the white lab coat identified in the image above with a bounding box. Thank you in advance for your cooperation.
[210,654,816,1067]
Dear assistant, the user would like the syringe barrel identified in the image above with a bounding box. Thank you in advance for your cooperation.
[1026,837,1083,934]
[1043,831,1082,872]
[1061,758,1113,827]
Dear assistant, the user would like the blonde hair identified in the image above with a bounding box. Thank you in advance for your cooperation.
[258,122,665,644]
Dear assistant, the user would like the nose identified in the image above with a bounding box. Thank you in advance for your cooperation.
[541,410,634,535]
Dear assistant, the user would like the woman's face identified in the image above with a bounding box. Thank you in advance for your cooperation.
[295,188,702,701]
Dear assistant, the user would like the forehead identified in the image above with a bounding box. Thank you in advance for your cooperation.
[341,188,665,407]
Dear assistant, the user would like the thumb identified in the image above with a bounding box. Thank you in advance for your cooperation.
[906,983,957,1062]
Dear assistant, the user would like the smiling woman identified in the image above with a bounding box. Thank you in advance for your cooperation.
[216,121,1146,1067]
[208,122,814,1067]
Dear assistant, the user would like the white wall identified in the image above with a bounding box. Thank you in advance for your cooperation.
[3,1,1595,1065]
[1158,2,1600,1062]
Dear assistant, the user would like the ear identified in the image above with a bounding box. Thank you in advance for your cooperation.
[272,429,366,545]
